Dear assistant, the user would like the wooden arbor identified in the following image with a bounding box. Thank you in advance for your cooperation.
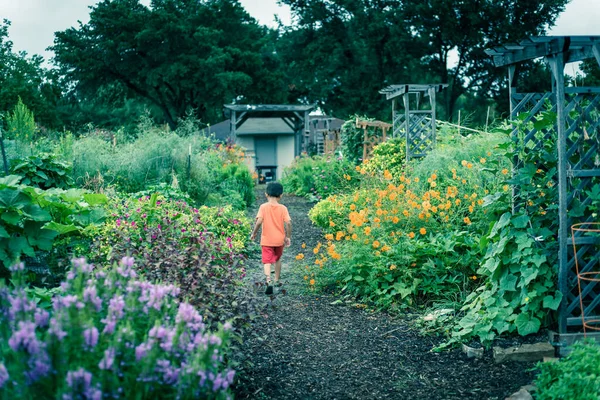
[486,36,600,339]
[379,84,448,162]
[223,104,315,156]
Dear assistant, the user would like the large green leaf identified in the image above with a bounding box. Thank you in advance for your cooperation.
[543,292,563,310]
[0,188,31,209]
[0,175,22,187]
[8,236,35,258]
[83,193,108,206]
[24,221,58,251]
[489,212,511,238]
[0,225,8,238]
[1,211,20,225]
[515,313,541,336]
[43,221,80,235]
[22,204,51,222]
[71,208,107,226]
[499,273,518,291]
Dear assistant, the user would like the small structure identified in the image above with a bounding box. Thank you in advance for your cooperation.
[355,118,392,161]
[222,104,315,182]
[308,117,345,155]
[379,84,448,162]
[486,36,600,345]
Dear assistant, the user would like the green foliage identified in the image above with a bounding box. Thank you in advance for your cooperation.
[0,258,235,398]
[51,0,289,129]
[6,97,36,141]
[0,175,107,274]
[340,117,369,164]
[361,138,406,178]
[10,153,73,190]
[281,154,360,200]
[535,341,600,400]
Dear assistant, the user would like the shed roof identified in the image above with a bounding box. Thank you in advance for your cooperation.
[223,104,316,115]
[379,84,448,100]
[236,118,295,135]
[485,36,600,67]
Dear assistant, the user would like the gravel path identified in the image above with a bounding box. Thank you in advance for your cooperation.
[234,188,535,400]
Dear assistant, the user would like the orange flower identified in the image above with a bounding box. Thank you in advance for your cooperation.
[392,216,400,224]
[351,233,358,240]
[503,185,510,192]
[467,163,473,169]
[301,243,306,249]
[309,279,315,285]
[381,245,391,252]
[408,232,415,239]
[431,173,437,180]
[329,220,336,227]
[325,234,334,241]
[419,228,427,235]
[403,210,409,217]
[304,275,308,280]
[350,204,356,211]
[461,160,468,167]
[389,264,397,270]
[480,158,486,164]
[364,227,371,235]
[502,168,509,175]
[464,217,472,225]
[296,253,305,260]
[372,240,380,248]
[355,166,362,172]
[384,170,393,180]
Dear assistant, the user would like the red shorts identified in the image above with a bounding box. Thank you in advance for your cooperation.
[262,246,284,264]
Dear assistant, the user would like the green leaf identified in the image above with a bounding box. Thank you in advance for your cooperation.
[0,225,8,238]
[512,214,529,229]
[543,292,563,310]
[24,222,58,251]
[22,204,51,222]
[71,208,107,226]
[0,175,22,187]
[35,170,49,180]
[353,275,365,281]
[82,193,108,206]
[42,221,80,235]
[8,236,35,258]
[515,313,541,336]
[489,212,511,238]
[521,267,539,286]
[499,273,518,291]
[1,211,20,225]
[0,188,31,209]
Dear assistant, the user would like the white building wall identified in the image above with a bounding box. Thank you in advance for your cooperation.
[236,136,256,173]
[276,135,296,181]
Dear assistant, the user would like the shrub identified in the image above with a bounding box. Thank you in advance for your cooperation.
[10,153,74,190]
[535,341,600,400]
[361,138,406,179]
[6,97,36,141]
[340,116,368,164]
[282,155,360,200]
[0,258,234,399]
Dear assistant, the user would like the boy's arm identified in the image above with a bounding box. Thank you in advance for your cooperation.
[284,220,292,247]
[250,217,263,241]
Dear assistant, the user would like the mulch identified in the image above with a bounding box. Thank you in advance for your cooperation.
[234,188,537,400]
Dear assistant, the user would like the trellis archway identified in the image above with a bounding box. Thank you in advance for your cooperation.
[379,84,448,162]
[486,36,600,345]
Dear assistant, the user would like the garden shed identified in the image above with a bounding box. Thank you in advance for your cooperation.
[486,36,600,346]
[217,104,316,182]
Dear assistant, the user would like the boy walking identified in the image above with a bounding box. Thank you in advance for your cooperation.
[250,182,292,295]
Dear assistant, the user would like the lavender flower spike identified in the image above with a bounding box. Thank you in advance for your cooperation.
[83,327,99,348]
[0,363,9,388]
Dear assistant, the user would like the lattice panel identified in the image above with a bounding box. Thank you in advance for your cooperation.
[513,91,600,330]
[393,112,405,138]
[406,113,434,158]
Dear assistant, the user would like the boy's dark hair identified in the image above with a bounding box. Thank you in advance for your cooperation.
[266,182,284,198]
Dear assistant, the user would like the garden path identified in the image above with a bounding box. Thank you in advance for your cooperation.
[235,188,535,400]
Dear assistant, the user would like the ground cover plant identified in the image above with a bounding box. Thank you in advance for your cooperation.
[88,193,255,328]
[534,341,600,400]
[0,257,234,399]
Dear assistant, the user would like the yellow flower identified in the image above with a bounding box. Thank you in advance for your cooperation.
[350,204,356,211]
[472,275,477,280]
[352,233,358,240]
[296,253,305,260]
[480,158,486,164]
[325,234,334,241]
[381,245,391,252]
[389,264,397,270]
[467,163,473,169]
[408,232,415,239]
[301,243,306,249]
[461,160,468,167]
[414,177,420,183]
[503,185,510,192]
[364,227,371,235]
[304,275,308,280]
[464,217,472,225]
[309,279,315,285]
[372,240,380,248]
[356,166,361,172]
[392,216,400,224]
[329,220,336,227]
[419,228,427,235]
[502,168,509,175]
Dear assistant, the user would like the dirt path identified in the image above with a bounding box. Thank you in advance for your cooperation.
[235,189,535,400]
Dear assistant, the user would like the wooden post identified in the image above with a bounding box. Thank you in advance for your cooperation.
[363,126,368,161]
[187,144,192,183]
[457,110,461,135]
[403,92,410,163]
[0,128,8,175]
[392,98,396,138]
[429,87,437,148]
[549,53,568,335]
[230,110,237,141]
[485,106,491,132]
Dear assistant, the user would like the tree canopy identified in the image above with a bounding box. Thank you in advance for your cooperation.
[52,0,289,129]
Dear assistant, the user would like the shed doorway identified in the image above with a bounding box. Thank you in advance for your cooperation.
[255,137,277,183]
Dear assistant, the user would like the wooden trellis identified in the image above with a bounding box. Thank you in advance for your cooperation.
[486,36,600,342]
[379,84,448,162]
[355,118,392,161]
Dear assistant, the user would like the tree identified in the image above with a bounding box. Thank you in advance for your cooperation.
[0,20,62,129]
[280,0,569,121]
[52,0,289,129]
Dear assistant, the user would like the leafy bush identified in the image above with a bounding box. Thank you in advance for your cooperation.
[535,341,600,400]
[10,153,73,190]
[6,97,36,141]
[0,176,107,276]
[0,258,234,399]
[282,155,360,200]
[361,138,406,179]
[340,116,368,164]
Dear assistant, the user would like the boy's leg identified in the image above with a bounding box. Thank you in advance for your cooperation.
[263,263,272,283]
[274,260,282,283]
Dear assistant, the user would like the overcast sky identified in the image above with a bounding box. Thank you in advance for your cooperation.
[0,0,598,64]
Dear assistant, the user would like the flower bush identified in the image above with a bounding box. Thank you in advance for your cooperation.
[0,258,234,399]
[281,154,360,200]
[360,138,406,179]
[535,341,600,400]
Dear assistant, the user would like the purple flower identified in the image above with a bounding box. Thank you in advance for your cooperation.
[0,363,9,388]
[108,295,125,319]
[8,321,41,354]
[223,322,232,331]
[101,318,116,335]
[66,367,92,392]
[135,342,152,361]
[83,285,102,312]
[72,258,93,273]
[25,351,51,383]
[49,318,67,341]
[34,309,50,328]
[9,262,25,272]
[8,294,36,321]
[83,327,99,348]
[98,348,115,370]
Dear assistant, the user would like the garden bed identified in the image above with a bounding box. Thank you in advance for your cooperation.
[234,188,537,399]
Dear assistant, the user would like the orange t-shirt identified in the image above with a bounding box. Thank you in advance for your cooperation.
[257,202,291,247]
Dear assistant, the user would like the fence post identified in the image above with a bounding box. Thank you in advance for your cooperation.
[457,110,461,136]
[485,106,491,132]
[187,144,191,184]
[0,128,8,175]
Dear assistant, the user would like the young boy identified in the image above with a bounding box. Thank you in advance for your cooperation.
[250,182,292,295]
